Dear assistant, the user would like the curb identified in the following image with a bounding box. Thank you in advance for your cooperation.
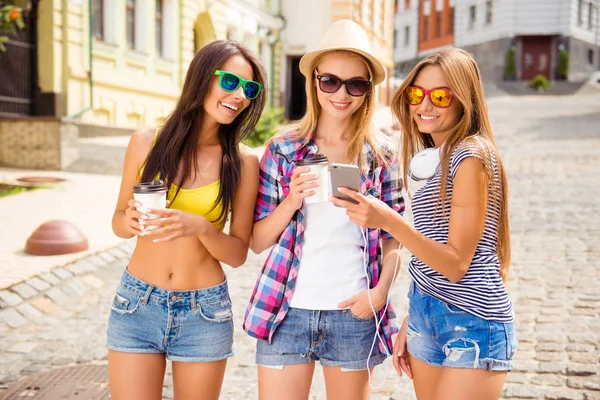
[0,241,134,327]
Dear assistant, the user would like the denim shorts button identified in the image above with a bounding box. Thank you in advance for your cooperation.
[171,295,177,301]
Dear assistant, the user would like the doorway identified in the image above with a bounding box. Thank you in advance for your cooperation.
[521,36,552,80]
[286,56,306,121]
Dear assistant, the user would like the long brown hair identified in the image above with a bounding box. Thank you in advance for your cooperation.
[141,40,267,226]
[282,50,387,167]
[391,48,511,283]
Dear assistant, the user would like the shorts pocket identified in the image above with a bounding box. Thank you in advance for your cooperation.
[111,288,142,315]
[407,281,416,298]
[346,309,375,322]
[443,301,468,315]
[504,323,518,360]
[198,299,233,323]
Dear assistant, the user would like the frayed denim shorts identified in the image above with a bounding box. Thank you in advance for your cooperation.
[256,307,386,371]
[106,270,234,362]
[407,281,517,371]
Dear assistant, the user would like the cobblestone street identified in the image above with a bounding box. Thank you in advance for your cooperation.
[1,92,599,399]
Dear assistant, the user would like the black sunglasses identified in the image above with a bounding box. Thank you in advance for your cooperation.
[315,73,371,97]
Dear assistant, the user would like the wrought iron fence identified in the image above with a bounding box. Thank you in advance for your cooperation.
[0,8,36,117]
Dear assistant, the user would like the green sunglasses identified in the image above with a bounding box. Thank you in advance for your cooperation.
[214,70,262,100]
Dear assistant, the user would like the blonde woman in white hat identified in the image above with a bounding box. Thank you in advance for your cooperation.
[243,20,405,399]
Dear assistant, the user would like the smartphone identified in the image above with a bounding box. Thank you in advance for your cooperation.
[330,163,360,205]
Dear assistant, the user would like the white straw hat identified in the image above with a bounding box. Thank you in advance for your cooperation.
[299,20,386,85]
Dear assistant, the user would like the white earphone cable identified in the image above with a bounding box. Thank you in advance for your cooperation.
[360,227,403,390]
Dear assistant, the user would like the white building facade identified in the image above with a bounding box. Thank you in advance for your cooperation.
[393,0,419,68]
[393,0,600,82]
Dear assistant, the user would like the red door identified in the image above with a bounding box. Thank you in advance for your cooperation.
[521,36,552,80]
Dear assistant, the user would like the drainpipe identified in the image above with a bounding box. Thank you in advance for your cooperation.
[269,34,276,108]
[67,0,93,119]
[269,0,286,108]
[596,0,599,69]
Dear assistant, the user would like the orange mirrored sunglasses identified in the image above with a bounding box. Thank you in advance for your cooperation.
[404,86,454,108]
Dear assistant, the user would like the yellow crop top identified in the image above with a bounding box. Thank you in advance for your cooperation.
[139,130,226,230]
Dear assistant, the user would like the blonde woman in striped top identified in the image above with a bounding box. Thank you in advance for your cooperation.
[332,48,516,400]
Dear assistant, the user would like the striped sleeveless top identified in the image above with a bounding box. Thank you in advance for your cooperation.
[408,140,514,323]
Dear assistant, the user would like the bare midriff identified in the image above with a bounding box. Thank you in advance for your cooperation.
[127,235,224,290]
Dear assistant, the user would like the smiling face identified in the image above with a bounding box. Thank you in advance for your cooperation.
[314,52,370,121]
[410,65,463,145]
[203,54,254,126]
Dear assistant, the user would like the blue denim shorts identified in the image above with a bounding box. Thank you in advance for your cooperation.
[256,307,385,371]
[407,281,517,371]
[106,270,234,362]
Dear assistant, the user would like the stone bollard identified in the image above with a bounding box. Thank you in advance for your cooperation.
[24,220,89,256]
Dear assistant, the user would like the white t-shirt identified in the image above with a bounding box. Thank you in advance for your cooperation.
[290,182,367,310]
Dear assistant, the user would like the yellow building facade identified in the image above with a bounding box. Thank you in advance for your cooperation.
[37,0,283,130]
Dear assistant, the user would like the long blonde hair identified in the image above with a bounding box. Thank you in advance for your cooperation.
[391,48,511,283]
[280,50,386,167]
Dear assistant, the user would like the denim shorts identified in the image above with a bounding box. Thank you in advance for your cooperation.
[256,307,385,371]
[106,270,234,362]
[407,281,517,371]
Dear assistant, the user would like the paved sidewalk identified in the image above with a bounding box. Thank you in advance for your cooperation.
[0,169,128,290]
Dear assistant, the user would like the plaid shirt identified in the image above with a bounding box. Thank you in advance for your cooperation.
[243,134,405,354]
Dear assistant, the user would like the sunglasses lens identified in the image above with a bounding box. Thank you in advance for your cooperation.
[244,81,261,99]
[318,76,341,93]
[220,73,240,91]
[346,80,370,96]
[430,89,452,107]
[405,86,424,105]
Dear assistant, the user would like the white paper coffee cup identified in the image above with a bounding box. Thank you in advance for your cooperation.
[132,180,168,230]
[297,154,329,204]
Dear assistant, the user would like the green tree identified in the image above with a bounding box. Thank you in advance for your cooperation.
[504,47,516,79]
[0,5,25,52]
[244,107,286,148]
[557,49,569,80]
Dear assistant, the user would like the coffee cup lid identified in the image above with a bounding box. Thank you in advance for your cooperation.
[296,154,328,166]
[132,179,167,194]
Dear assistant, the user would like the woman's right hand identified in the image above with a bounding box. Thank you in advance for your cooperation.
[124,199,145,236]
[284,167,319,211]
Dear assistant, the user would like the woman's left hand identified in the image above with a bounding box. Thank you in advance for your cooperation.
[139,208,209,242]
[329,187,394,231]
[338,288,387,319]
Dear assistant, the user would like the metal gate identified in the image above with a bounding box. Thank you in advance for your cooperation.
[0,2,38,117]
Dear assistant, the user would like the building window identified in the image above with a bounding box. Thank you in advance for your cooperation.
[485,1,493,25]
[156,0,163,56]
[589,49,595,65]
[404,25,410,45]
[449,6,455,34]
[126,0,135,49]
[405,0,410,9]
[363,0,371,26]
[92,0,104,40]
[588,2,594,30]
[539,54,548,72]
[435,11,441,37]
[524,53,533,69]
[469,5,476,29]
[423,16,429,41]
[578,0,583,26]
[353,0,360,20]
